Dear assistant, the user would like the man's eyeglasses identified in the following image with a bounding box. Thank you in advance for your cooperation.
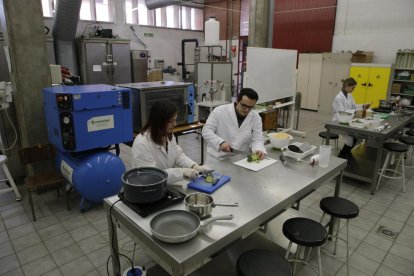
[239,103,255,110]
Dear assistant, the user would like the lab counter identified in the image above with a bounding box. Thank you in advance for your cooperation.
[105,147,346,276]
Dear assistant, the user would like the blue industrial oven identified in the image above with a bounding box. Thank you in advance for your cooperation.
[43,84,133,152]
[118,81,195,133]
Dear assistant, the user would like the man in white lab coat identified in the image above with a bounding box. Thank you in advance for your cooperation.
[202,88,266,160]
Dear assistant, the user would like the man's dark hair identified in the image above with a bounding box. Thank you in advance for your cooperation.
[237,88,259,102]
[141,100,177,145]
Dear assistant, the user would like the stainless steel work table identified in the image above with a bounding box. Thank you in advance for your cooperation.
[325,113,414,193]
[105,148,346,276]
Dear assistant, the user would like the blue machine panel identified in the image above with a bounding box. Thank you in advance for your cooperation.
[43,84,133,152]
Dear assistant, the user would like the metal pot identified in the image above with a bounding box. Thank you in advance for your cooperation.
[122,167,168,204]
[150,210,233,243]
[185,193,238,218]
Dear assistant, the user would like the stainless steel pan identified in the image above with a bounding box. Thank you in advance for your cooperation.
[185,193,239,218]
[150,210,233,243]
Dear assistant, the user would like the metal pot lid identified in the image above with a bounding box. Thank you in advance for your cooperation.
[122,167,168,187]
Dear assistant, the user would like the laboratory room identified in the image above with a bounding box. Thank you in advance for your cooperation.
[1,0,414,275]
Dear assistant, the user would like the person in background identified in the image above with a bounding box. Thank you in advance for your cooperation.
[132,100,210,184]
[332,77,369,158]
[202,88,266,160]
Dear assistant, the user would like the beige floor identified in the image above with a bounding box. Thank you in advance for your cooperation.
[0,109,414,276]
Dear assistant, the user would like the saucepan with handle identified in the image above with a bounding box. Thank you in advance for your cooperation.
[150,209,233,243]
[185,192,239,218]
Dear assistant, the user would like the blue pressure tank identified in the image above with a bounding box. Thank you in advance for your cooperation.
[56,150,125,209]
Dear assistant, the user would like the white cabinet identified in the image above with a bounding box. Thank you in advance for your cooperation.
[296,53,352,113]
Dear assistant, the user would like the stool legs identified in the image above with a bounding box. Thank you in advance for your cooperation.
[377,152,406,192]
[285,242,323,276]
[1,162,22,201]
[376,152,391,191]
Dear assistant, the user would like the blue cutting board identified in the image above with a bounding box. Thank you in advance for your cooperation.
[187,173,231,194]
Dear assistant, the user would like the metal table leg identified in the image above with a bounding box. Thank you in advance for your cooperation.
[108,211,121,276]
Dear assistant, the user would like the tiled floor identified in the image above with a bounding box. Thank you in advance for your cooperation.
[0,110,414,275]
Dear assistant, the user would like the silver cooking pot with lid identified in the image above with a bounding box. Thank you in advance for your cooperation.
[122,167,168,204]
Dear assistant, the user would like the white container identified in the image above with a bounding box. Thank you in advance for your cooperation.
[319,145,332,168]
[205,17,219,46]
[267,132,293,149]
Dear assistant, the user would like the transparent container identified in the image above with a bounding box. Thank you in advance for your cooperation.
[205,17,219,46]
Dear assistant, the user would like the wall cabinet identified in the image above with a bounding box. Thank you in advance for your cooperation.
[350,63,392,108]
[297,53,352,113]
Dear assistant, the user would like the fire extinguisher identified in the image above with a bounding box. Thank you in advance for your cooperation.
[231,45,237,57]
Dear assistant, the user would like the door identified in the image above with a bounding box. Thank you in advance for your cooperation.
[350,66,370,104]
[365,67,391,107]
[318,53,336,114]
[306,54,323,110]
[112,43,131,84]
[84,42,108,84]
[297,54,310,109]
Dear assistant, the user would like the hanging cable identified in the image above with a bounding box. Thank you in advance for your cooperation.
[0,109,18,152]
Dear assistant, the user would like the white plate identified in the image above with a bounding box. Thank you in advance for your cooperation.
[233,157,277,172]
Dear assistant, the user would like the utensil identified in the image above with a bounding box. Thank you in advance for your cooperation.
[230,148,244,154]
[150,209,233,243]
[279,155,287,166]
[185,192,238,218]
[122,167,168,204]
[213,174,222,185]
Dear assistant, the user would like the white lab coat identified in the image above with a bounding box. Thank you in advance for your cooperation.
[202,103,266,159]
[332,91,362,146]
[131,131,197,184]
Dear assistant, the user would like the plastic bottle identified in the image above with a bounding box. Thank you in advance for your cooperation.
[204,17,219,46]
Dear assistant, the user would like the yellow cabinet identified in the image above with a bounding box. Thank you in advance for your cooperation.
[350,64,392,108]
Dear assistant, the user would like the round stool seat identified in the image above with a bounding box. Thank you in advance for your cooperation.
[319,132,339,140]
[320,197,359,219]
[399,136,414,145]
[406,130,414,136]
[383,142,408,152]
[0,155,7,164]
[236,249,292,276]
[283,217,327,247]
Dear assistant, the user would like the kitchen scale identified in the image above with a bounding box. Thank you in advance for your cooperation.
[118,188,185,218]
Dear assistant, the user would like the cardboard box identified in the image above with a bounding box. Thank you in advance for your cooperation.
[147,70,163,81]
[260,110,278,131]
[392,83,402,94]
[352,51,373,63]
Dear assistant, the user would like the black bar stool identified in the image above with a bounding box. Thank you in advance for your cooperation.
[405,129,414,136]
[376,142,408,193]
[398,136,414,168]
[283,217,327,276]
[236,249,292,276]
[319,131,339,155]
[319,197,359,276]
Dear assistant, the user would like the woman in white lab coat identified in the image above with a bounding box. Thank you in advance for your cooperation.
[202,88,266,160]
[132,100,209,184]
[332,78,367,158]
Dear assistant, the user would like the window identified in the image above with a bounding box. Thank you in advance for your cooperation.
[125,0,203,30]
[42,0,114,22]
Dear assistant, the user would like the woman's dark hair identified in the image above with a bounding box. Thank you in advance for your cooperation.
[237,88,259,102]
[342,77,357,89]
[141,100,177,145]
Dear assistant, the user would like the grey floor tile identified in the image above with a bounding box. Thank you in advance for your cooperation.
[395,232,414,250]
[374,216,405,233]
[59,256,95,276]
[0,254,21,275]
[341,224,369,242]
[41,269,63,276]
[0,241,14,259]
[83,207,106,223]
[61,215,89,231]
[52,243,85,266]
[348,252,380,275]
[354,241,387,263]
[69,224,99,242]
[32,215,60,231]
[357,208,382,224]
[382,252,414,275]
[84,270,101,276]
[91,218,109,233]
[335,264,370,276]
[38,223,66,241]
[8,221,35,240]
[86,246,111,268]
[16,242,49,265]
[349,216,376,232]
[0,206,26,220]
[388,202,414,215]
[3,213,30,229]
[11,232,41,252]
[400,224,414,238]
[44,232,75,253]
[1,267,25,276]
[0,231,9,245]
[22,254,57,276]
[364,232,394,252]
[389,242,414,262]
[383,208,410,223]
[309,252,343,275]
[375,265,406,276]
[77,233,108,254]
[0,221,4,232]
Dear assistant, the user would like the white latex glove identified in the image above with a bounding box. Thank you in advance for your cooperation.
[192,164,212,173]
[183,168,199,179]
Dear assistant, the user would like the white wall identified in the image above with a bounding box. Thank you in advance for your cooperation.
[333,0,414,63]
